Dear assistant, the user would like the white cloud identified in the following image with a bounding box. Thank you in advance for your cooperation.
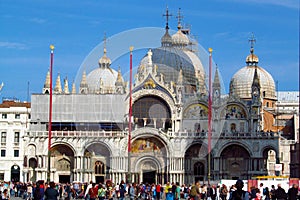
[225,0,299,9]
[0,42,27,50]
[29,17,46,24]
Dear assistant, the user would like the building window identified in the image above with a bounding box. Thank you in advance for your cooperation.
[14,150,19,157]
[15,114,20,119]
[2,114,7,119]
[240,122,245,132]
[0,173,4,180]
[1,132,6,143]
[1,150,5,157]
[95,161,105,175]
[14,132,20,143]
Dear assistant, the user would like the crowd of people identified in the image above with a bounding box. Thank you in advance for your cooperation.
[0,180,299,200]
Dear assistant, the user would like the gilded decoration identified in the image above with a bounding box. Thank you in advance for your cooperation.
[144,78,156,89]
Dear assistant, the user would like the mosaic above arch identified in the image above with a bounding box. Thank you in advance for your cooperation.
[131,137,166,155]
[221,104,247,119]
[183,103,208,119]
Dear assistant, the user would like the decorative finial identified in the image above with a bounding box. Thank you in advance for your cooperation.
[176,8,183,29]
[129,46,134,52]
[248,32,256,53]
[50,44,55,50]
[103,32,107,54]
[163,6,172,29]
[208,47,213,54]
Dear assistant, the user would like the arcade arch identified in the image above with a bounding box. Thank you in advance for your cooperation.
[184,143,208,183]
[220,144,250,180]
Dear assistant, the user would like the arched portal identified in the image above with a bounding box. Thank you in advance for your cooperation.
[184,143,207,183]
[220,144,250,180]
[51,144,75,183]
[132,95,171,130]
[132,136,167,184]
[11,165,20,182]
[85,143,111,183]
[135,157,161,184]
[263,148,277,176]
[28,157,37,182]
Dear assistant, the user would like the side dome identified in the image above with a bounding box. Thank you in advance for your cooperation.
[230,66,276,99]
[86,47,120,93]
[86,67,118,93]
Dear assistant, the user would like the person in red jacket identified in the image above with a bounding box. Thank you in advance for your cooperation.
[156,184,161,200]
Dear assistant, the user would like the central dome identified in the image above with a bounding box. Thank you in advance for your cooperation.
[138,45,206,93]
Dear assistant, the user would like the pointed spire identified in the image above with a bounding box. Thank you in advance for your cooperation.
[54,73,62,93]
[116,67,124,84]
[80,71,87,87]
[44,70,50,88]
[64,77,70,94]
[71,81,76,94]
[252,67,260,86]
[43,70,50,94]
[80,70,88,94]
[213,67,221,88]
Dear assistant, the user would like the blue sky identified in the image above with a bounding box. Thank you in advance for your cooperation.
[0,0,299,101]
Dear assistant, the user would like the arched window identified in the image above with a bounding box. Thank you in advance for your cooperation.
[132,96,171,130]
[194,162,204,176]
[230,123,236,132]
[95,161,105,175]
[23,156,28,167]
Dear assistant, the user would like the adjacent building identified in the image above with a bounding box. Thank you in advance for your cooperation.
[0,99,30,182]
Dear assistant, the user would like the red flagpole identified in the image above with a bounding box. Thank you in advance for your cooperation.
[127,46,134,183]
[208,47,213,184]
[47,44,54,182]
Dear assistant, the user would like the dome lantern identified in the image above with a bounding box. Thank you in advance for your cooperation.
[98,33,112,68]
[246,33,259,66]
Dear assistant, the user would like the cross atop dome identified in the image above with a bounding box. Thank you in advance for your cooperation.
[103,32,107,53]
[248,32,256,53]
[176,8,183,29]
[163,6,172,29]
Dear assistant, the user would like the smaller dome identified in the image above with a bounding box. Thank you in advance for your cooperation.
[87,67,118,92]
[246,48,259,65]
[98,48,112,67]
[172,30,189,46]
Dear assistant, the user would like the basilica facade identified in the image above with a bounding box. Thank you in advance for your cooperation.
[22,12,295,184]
